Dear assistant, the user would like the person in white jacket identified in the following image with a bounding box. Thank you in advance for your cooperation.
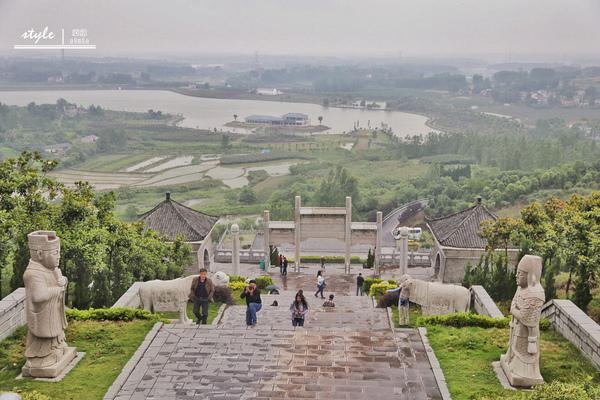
[314,270,326,299]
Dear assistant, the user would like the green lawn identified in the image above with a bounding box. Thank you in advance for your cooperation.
[390,304,422,328]
[0,319,156,400]
[426,325,600,400]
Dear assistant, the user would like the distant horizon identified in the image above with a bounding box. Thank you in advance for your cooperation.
[1,51,600,68]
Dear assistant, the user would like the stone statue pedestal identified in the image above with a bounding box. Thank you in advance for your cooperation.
[499,354,544,388]
[22,346,77,378]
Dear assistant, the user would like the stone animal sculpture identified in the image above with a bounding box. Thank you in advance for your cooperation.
[398,275,470,315]
[213,271,230,287]
[139,275,195,323]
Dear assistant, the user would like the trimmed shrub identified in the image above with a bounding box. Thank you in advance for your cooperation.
[227,281,247,291]
[20,391,52,400]
[228,274,246,283]
[66,307,159,322]
[363,278,397,295]
[369,282,397,297]
[481,380,600,400]
[416,312,551,330]
[255,276,274,289]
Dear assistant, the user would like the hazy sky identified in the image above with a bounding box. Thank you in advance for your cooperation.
[1,0,599,59]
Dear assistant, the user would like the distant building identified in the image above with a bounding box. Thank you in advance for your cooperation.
[282,112,310,125]
[140,192,220,275]
[44,143,71,155]
[256,88,282,96]
[80,134,99,143]
[245,112,309,126]
[426,197,518,283]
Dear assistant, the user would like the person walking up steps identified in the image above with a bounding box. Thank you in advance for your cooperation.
[241,279,262,327]
[189,268,215,325]
[283,255,288,276]
[290,290,309,327]
[314,270,326,299]
[356,273,365,296]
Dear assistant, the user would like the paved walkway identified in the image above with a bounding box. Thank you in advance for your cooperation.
[110,280,442,400]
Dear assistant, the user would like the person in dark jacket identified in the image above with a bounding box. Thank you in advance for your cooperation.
[356,273,365,296]
[282,256,288,276]
[189,268,215,324]
[240,279,262,326]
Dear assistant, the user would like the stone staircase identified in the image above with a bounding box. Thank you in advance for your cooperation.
[111,290,442,400]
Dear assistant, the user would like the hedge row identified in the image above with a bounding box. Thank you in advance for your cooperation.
[225,275,273,290]
[66,307,159,322]
[285,255,366,264]
[416,312,550,330]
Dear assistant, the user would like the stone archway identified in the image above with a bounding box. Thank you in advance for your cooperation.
[203,249,210,270]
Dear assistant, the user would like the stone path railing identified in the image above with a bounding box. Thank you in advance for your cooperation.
[0,288,26,341]
[470,285,504,319]
[541,299,600,370]
[111,282,141,308]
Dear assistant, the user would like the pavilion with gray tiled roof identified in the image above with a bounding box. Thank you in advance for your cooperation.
[140,192,219,274]
[426,198,519,283]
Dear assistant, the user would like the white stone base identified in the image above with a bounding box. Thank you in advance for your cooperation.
[20,347,80,379]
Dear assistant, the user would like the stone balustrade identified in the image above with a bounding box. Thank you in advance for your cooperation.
[470,285,505,319]
[111,282,142,308]
[541,299,600,369]
[0,288,26,340]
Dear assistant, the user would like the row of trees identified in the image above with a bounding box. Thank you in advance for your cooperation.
[480,192,600,312]
[0,152,191,308]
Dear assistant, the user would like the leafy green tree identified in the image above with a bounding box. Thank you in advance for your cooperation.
[238,187,257,204]
[314,166,359,207]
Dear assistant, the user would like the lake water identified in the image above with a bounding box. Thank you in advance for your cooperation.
[0,89,435,137]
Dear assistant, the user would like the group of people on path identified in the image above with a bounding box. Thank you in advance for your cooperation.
[193,261,395,329]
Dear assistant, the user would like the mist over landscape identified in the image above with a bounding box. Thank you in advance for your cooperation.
[0,2,600,399]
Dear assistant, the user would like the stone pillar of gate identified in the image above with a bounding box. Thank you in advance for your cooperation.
[263,210,270,269]
[374,211,383,275]
[231,224,240,276]
[294,196,301,273]
[398,226,409,276]
[344,196,352,274]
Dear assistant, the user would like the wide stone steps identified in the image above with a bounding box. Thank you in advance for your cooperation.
[111,290,441,399]
[221,292,381,331]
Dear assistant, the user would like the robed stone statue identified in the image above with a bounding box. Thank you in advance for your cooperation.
[22,231,76,378]
[500,254,545,387]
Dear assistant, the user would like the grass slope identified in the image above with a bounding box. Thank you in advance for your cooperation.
[0,319,156,400]
[426,326,600,400]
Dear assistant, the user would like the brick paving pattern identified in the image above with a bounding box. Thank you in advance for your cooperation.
[111,277,442,400]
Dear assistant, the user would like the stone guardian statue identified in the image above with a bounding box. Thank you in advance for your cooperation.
[500,254,545,387]
[22,231,76,378]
